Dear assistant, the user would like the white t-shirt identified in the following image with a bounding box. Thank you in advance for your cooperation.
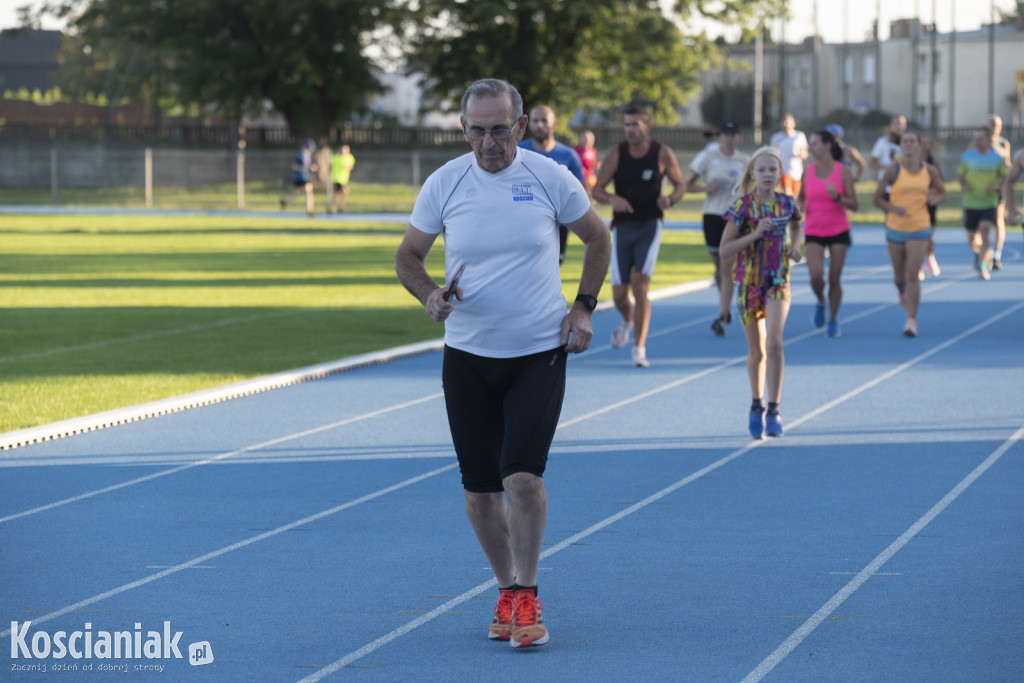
[409,148,591,358]
[770,130,808,179]
[870,135,901,181]
[690,147,750,216]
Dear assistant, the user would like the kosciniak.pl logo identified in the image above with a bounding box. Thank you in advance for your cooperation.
[9,621,213,669]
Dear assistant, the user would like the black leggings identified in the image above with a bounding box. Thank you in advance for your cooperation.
[442,346,567,493]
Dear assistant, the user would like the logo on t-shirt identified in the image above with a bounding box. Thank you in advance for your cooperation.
[512,184,534,202]
[641,169,654,181]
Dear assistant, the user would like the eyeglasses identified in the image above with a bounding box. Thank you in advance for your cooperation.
[464,126,516,141]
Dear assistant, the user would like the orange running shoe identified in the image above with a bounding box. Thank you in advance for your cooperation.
[510,589,549,648]
[488,589,515,641]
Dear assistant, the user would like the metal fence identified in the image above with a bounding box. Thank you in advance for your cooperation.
[0,123,1016,204]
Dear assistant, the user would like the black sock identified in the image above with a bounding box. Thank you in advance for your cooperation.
[767,401,779,415]
[499,585,514,593]
[513,584,537,597]
[750,398,764,413]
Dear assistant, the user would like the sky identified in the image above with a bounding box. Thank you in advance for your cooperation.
[0,0,1014,43]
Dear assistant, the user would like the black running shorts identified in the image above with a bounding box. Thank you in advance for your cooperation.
[804,230,852,247]
[442,345,567,493]
[702,213,728,252]
[963,208,997,232]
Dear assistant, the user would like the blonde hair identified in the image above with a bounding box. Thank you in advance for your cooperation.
[736,145,784,195]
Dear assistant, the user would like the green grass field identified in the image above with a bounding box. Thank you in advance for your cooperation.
[0,209,712,432]
[0,179,982,432]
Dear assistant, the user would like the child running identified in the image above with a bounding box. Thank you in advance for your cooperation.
[720,147,803,439]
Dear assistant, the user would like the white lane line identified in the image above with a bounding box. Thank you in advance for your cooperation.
[297,440,774,682]
[0,392,443,525]
[3,279,1016,665]
[740,422,1024,683]
[294,302,1022,680]
[0,462,458,639]
[783,300,1024,434]
[0,266,991,518]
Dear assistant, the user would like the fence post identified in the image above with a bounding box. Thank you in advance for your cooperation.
[50,147,58,204]
[237,148,245,209]
[412,150,420,187]
[145,147,153,208]
[237,125,246,209]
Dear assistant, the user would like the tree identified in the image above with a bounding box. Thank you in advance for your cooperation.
[700,83,767,129]
[35,0,395,136]
[400,0,783,125]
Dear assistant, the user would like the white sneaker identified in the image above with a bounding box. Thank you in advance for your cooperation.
[611,320,633,349]
[631,346,649,368]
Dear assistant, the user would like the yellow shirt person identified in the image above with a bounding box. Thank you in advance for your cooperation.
[328,145,356,214]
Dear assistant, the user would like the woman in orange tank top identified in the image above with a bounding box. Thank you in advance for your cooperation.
[873,130,946,338]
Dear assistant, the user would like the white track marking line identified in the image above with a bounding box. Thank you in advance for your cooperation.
[3,266,1016,646]
[740,422,1024,683]
[1,268,1000,520]
[0,462,458,639]
[294,302,1022,680]
[0,392,442,525]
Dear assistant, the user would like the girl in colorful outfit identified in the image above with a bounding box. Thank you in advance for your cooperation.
[797,129,859,338]
[872,130,946,338]
[720,147,803,439]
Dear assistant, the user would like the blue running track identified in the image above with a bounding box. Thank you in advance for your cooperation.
[2,223,1022,681]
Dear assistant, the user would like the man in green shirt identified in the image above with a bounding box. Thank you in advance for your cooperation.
[328,145,356,214]
[958,127,1007,280]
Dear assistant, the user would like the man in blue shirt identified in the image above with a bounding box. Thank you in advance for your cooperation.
[279,138,318,216]
[519,105,589,264]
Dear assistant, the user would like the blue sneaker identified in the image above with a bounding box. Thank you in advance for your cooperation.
[765,411,783,437]
[813,302,825,328]
[827,320,841,338]
[749,409,765,439]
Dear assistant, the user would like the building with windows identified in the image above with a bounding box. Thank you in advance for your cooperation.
[700,18,1023,134]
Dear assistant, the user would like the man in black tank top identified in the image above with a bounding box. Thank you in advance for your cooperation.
[593,104,686,367]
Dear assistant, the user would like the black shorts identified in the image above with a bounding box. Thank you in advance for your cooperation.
[442,345,566,493]
[292,178,309,187]
[332,182,349,191]
[805,231,852,248]
[703,214,727,252]
[611,218,661,284]
[964,208,997,232]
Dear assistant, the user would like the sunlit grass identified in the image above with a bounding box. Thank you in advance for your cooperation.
[0,213,710,432]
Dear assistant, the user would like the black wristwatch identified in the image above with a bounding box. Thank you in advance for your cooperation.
[574,293,598,312]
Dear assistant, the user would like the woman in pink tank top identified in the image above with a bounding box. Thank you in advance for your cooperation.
[797,129,859,337]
